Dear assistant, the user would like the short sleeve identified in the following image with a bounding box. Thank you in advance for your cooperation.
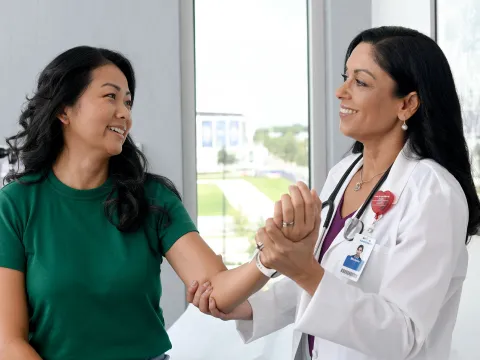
[0,190,25,272]
[145,179,198,256]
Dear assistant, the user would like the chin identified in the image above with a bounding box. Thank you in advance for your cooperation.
[106,146,123,157]
[339,122,355,138]
[340,120,365,140]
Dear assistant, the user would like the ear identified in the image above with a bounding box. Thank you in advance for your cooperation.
[57,107,71,125]
[397,91,420,122]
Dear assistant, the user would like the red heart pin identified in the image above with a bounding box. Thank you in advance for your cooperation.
[371,191,395,219]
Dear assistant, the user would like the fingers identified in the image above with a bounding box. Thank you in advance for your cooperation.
[199,286,213,313]
[280,193,294,226]
[312,189,322,222]
[209,297,228,320]
[186,280,198,304]
[312,189,322,230]
[273,200,283,229]
[191,281,211,308]
[289,185,304,228]
[312,188,322,211]
[297,181,315,230]
[265,218,289,246]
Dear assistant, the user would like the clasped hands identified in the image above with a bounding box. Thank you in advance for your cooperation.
[187,182,323,319]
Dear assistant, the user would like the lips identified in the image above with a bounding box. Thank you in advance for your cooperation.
[108,126,125,135]
[340,107,358,115]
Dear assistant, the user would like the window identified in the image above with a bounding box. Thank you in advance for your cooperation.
[194,0,310,267]
[437,1,480,358]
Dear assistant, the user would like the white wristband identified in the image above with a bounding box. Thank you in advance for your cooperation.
[252,250,280,278]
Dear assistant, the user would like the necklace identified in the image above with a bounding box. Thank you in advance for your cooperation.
[354,167,386,191]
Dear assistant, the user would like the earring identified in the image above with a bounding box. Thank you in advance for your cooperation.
[401,120,408,131]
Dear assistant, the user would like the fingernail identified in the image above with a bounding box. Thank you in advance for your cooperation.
[191,280,197,287]
[203,282,210,287]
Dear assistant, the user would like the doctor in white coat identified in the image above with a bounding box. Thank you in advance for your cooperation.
[188,26,480,360]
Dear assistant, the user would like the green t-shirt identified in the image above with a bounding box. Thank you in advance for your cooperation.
[0,171,197,360]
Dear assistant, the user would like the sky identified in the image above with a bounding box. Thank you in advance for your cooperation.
[194,0,309,130]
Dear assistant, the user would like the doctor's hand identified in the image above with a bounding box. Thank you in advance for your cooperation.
[257,211,322,282]
[186,281,253,321]
[273,182,321,242]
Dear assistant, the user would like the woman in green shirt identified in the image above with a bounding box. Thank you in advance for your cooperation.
[0,46,321,360]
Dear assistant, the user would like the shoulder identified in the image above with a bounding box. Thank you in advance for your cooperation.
[402,157,468,226]
[0,173,45,201]
[408,158,466,203]
[144,173,182,205]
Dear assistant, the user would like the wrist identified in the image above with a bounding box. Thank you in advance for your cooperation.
[254,250,280,278]
[294,259,324,296]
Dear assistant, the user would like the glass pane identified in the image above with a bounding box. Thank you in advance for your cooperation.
[194,0,310,267]
[437,1,480,358]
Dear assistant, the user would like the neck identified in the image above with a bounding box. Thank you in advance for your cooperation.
[53,147,109,190]
[361,136,405,180]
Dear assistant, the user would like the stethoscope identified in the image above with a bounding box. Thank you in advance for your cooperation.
[313,154,392,257]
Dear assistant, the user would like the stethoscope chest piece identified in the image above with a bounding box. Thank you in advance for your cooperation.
[344,217,364,240]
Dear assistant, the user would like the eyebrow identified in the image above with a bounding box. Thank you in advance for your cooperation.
[353,69,376,80]
[101,83,131,96]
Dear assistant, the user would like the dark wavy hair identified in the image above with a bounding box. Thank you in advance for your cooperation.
[346,26,480,239]
[5,45,180,235]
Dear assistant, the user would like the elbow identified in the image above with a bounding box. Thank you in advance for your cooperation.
[210,289,238,314]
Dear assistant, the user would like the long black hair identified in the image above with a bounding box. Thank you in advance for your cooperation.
[346,26,480,239]
[5,45,180,234]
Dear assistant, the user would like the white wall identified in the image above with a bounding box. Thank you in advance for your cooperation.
[0,0,186,328]
[371,0,435,38]
[324,0,372,169]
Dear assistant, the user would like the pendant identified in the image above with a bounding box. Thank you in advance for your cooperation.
[354,182,362,191]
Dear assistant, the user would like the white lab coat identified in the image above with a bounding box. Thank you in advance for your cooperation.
[236,147,469,360]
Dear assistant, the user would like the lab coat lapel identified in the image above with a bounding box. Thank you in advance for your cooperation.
[313,155,364,259]
[321,145,419,259]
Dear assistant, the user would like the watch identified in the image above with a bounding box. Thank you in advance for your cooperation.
[252,250,281,278]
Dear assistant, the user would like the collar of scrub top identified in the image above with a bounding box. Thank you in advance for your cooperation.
[314,145,420,259]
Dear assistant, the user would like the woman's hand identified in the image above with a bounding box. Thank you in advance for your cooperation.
[256,219,321,282]
[253,182,322,282]
[273,182,320,242]
[186,281,253,321]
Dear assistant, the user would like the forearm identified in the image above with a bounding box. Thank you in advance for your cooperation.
[0,339,43,360]
[209,259,269,313]
[292,260,325,296]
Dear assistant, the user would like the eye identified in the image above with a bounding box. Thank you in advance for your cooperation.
[125,100,133,109]
[355,79,367,87]
[341,73,348,82]
[105,93,116,100]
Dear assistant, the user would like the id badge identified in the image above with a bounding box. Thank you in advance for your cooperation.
[339,233,377,282]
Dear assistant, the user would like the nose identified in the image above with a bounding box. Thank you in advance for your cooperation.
[115,105,132,130]
[335,79,350,100]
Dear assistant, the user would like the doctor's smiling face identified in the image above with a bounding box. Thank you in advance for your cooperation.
[335,42,418,144]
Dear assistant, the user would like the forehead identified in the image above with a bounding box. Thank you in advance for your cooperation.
[345,42,380,72]
[89,64,130,91]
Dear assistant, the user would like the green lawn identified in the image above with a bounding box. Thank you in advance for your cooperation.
[242,176,293,202]
[197,183,236,216]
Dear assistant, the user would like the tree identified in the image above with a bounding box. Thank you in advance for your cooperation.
[217,147,237,166]
[253,129,269,144]
[232,212,266,258]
